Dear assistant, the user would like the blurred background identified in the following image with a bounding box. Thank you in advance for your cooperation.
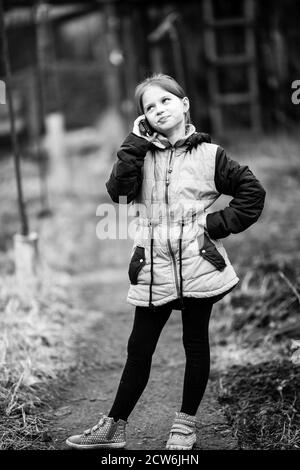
[1,0,299,140]
[0,0,300,451]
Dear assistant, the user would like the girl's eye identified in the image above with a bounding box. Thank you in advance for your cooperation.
[146,98,169,111]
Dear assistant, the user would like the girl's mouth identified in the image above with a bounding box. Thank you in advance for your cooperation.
[158,116,170,124]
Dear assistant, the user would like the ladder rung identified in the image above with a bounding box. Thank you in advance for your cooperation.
[214,93,256,105]
[204,18,253,28]
[208,55,254,65]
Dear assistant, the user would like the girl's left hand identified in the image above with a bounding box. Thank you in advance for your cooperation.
[132,115,158,142]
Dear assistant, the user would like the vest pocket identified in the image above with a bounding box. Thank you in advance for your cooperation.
[128,246,146,285]
[197,232,226,271]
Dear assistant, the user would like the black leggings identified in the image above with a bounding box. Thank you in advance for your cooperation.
[108,296,217,421]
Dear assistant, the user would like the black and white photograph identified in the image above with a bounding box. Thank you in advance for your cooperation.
[0,0,299,457]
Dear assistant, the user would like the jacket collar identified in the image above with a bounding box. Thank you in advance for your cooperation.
[150,124,196,150]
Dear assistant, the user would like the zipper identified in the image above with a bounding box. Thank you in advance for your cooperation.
[165,147,180,297]
[166,145,175,186]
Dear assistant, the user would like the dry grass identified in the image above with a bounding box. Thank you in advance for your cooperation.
[218,360,300,450]
[228,257,300,342]
[0,268,78,449]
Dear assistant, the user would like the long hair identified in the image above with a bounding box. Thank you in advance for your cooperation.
[134,73,191,124]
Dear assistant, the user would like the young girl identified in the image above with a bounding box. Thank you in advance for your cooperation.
[66,73,266,450]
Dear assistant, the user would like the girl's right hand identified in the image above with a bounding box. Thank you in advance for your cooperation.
[132,115,158,142]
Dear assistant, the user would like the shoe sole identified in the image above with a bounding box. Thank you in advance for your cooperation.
[166,438,196,450]
[66,439,126,450]
[166,444,194,450]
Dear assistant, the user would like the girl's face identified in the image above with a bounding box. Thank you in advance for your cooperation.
[142,85,189,135]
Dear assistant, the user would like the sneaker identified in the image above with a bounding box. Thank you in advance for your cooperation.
[166,411,197,450]
[66,413,127,449]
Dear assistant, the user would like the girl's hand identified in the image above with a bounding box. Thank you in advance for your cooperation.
[132,115,158,142]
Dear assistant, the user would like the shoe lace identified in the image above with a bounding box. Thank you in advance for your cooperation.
[84,413,109,435]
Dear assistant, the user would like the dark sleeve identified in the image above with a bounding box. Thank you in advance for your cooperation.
[206,146,266,239]
[105,133,152,204]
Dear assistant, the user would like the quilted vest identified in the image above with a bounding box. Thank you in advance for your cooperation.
[127,127,240,309]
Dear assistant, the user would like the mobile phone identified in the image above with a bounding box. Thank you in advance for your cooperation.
[139,118,154,136]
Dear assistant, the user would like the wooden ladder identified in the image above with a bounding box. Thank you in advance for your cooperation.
[203,0,261,136]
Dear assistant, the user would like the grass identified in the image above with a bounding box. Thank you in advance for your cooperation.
[218,360,300,449]
[0,266,78,449]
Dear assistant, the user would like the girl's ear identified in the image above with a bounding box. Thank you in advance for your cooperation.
[182,96,190,113]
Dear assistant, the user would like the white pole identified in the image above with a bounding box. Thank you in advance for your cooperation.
[44,112,67,191]
[13,232,41,299]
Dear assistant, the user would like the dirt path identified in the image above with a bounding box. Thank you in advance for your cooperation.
[46,156,238,451]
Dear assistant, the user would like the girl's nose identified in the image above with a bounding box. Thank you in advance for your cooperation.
[156,102,165,113]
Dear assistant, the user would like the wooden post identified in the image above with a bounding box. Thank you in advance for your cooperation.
[94,2,126,164]
[33,1,52,217]
[121,12,138,130]
[169,24,186,91]
[31,2,67,194]
[148,11,186,89]
[101,2,123,111]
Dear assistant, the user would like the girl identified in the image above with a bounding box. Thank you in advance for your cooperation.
[66,73,266,450]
